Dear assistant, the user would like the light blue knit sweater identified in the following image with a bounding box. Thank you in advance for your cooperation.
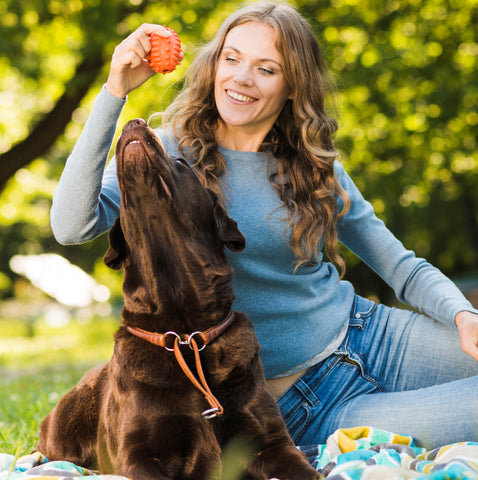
[51,87,477,378]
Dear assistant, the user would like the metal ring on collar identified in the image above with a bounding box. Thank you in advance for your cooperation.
[188,331,206,351]
[164,331,181,351]
[202,407,219,419]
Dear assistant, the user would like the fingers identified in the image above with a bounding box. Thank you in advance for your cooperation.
[139,23,172,39]
[117,24,172,62]
[463,334,478,362]
[106,24,175,99]
[462,339,478,362]
[455,311,478,362]
[460,329,478,361]
[113,29,150,67]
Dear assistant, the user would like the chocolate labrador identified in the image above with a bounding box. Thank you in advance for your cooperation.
[37,119,319,480]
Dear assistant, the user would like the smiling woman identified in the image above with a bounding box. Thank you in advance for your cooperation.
[213,22,293,151]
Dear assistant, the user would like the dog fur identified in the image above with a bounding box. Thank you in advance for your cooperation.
[37,119,318,480]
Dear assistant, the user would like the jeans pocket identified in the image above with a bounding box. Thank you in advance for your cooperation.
[349,295,377,329]
[282,400,313,443]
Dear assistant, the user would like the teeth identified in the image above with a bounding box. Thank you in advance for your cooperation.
[226,90,255,103]
[128,140,141,145]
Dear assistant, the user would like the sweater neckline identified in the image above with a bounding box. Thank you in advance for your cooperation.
[218,144,271,161]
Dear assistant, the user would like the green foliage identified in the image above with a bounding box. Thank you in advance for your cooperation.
[296,0,478,300]
[0,0,238,300]
[0,0,477,303]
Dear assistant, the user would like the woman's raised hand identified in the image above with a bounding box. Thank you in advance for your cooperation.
[105,24,174,99]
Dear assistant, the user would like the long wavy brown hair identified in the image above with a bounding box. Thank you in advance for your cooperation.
[163,1,350,275]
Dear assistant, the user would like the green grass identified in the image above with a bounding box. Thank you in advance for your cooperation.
[0,316,118,454]
[0,315,251,480]
[0,316,257,480]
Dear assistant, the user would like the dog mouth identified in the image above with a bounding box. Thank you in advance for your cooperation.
[118,131,173,200]
[122,138,146,152]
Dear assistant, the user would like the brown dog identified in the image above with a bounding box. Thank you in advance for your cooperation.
[37,119,318,480]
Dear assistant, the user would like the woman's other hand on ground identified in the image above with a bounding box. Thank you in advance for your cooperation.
[455,310,478,362]
[105,24,172,99]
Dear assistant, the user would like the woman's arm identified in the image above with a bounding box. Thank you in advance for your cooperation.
[51,24,174,245]
[335,161,478,328]
[50,87,125,244]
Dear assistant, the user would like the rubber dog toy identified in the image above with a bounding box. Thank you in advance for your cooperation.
[147,27,182,74]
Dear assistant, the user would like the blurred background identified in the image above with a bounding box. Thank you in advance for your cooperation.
[0,0,477,368]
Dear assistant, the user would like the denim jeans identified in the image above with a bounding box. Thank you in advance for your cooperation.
[277,295,478,449]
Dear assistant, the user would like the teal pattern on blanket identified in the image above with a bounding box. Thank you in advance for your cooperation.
[2,427,478,479]
[298,426,478,479]
[0,451,128,479]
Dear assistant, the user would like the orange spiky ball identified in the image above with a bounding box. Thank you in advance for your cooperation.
[147,27,182,74]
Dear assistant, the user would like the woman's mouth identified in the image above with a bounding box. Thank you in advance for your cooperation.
[226,89,257,103]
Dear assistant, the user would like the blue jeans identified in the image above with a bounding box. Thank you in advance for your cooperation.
[277,295,478,449]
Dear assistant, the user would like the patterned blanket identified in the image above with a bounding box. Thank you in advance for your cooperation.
[299,427,478,479]
[1,427,477,479]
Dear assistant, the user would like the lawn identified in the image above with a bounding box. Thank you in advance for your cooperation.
[0,315,253,480]
[0,316,118,454]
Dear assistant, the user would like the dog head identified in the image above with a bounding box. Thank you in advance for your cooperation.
[104,119,245,318]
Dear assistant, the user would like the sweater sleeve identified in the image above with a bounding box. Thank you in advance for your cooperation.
[335,161,478,327]
[50,86,125,245]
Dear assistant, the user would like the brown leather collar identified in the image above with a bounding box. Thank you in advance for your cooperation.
[126,310,235,350]
[126,310,235,419]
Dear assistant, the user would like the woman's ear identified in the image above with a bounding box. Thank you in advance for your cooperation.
[104,217,128,270]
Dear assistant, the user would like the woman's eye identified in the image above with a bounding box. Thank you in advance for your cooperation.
[225,56,238,64]
[258,67,275,75]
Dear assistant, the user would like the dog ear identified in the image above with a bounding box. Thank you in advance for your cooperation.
[104,217,128,270]
[213,202,246,252]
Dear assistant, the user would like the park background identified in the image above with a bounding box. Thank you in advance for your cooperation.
[0,0,476,454]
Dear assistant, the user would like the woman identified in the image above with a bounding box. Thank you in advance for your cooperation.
[51,1,478,449]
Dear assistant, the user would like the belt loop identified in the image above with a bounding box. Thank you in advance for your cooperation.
[294,378,319,407]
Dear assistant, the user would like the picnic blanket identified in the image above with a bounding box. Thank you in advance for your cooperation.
[1,427,478,479]
[298,427,478,479]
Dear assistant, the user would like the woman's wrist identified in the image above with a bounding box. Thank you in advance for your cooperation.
[104,81,127,100]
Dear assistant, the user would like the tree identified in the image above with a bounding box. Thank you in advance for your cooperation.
[298,0,478,301]
[0,0,153,190]
[0,0,477,304]
[0,0,233,298]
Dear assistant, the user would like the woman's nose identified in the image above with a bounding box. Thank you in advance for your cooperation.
[233,66,253,87]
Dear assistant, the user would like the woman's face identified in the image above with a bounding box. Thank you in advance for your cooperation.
[214,21,292,142]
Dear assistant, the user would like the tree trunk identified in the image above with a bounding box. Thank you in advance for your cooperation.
[0,54,104,191]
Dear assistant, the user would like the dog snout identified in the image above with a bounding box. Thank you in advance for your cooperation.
[123,118,147,132]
